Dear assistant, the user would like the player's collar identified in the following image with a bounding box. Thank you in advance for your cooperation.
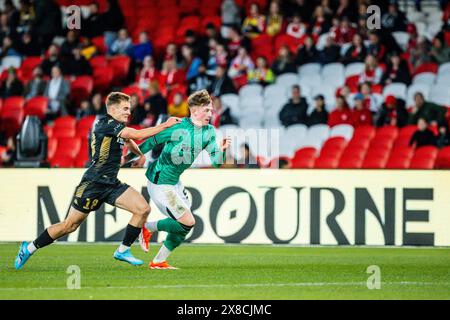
[187,117,203,128]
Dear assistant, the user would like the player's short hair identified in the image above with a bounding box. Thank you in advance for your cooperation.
[187,90,211,108]
[105,92,130,109]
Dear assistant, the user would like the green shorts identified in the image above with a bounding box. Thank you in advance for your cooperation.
[71,179,130,214]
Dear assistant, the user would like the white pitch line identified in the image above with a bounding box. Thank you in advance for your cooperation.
[0,282,448,291]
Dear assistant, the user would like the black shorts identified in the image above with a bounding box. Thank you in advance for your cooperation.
[71,179,130,214]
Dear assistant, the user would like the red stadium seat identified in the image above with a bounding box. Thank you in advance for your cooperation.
[394,125,417,147]
[201,16,222,31]
[91,36,107,55]
[50,155,74,168]
[90,55,108,69]
[291,156,315,168]
[1,107,24,136]
[338,155,364,169]
[365,145,392,159]
[409,157,436,169]
[109,55,131,84]
[52,127,76,139]
[176,16,201,39]
[346,136,371,150]
[414,62,438,75]
[389,146,414,159]
[413,146,438,160]
[385,156,410,169]
[314,156,339,169]
[274,34,304,55]
[24,96,48,120]
[179,0,199,15]
[71,76,94,103]
[122,86,145,104]
[77,115,96,131]
[375,126,399,140]
[3,96,25,110]
[47,137,58,160]
[361,155,388,169]
[20,56,43,79]
[435,146,450,168]
[293,147,317,160]
[54,116,76,129]
[369,138,394,150]
[55,137,81,158]
[322,137,347,150]
[93,66,114,92]
[353,125,376,140]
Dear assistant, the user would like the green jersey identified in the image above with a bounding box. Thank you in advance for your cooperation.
[139,118,225,185]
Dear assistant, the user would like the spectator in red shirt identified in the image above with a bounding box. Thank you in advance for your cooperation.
[351,93,373,127]
[342,33,367,64]
[359,54,383,84]
[333,17,356,45]
[328,95,353,127]
[138,55,160,90]
[375,95,409,128]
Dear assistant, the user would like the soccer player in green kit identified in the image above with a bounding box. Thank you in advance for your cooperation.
[138,90,231,269]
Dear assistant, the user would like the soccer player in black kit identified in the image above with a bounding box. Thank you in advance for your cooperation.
[14,92,181,269]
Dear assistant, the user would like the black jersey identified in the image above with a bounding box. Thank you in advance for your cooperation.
[82,114,126,185]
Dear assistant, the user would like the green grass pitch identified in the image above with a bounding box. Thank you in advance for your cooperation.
[0,243,448,300]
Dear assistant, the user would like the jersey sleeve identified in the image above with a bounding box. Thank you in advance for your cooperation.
[204,128,226,168]
[138,125,179,155]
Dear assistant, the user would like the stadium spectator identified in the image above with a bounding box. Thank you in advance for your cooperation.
[265,1,284,37]
[227,25,251,58]
[17,32,40,56]
[279,85,308,127]
[359,54,383,84]
[144,81,167,121]
[409,92,447,125]
[211,97,236,128]
[337,85,352,106]
[17,0,35,35]
[0,36,21,58]
[410,36,433,70]
[342,33,367,64]
[333,17,356,45]
[209,65,236,97]
[0,136,16,167]
[90,93,106,115]
[319,36,341,65]
[205,23,222,44]
[335,0,358,23]
[76,99,92,120]
[81,2,105,39]
[206,41,228,76]
[356,16,369,40]
[430,36,450,64]
[0,67,23,98]
[367,32,387,62]
[286,14,307,39]
[295,35,319,65]
[310,5,331,37]
[359,82,381,113]
[351,93,373,127]
[159,60,185,94]
[32,0,62,51]
[40,44,61,76]
[237,143,260,168]
[436,122,450,148]
[60,30,80,60]
[272,45,296,75]
[109,28,132,56]
[183,30,209,63]
[328,95,353,127]
[409,118,437,148]
[163,43,178,65]
[44,66,70,120]
[63,46,92,76]
[376,95,408,128]
[181,45,203,81]
[24,66,46,99]
[188,63,212,94]
[381,52,411,85]
[137,56,160,90]
[221,0,241,38]
[381,2,408,32]
[167,92,189,118]
[131,31,153,64]
[128,93,146,125]
[247,56,275,86]
[308,94,328,126]
[79,37,97,60]
[242,2,265,39]
[228,46,254,80]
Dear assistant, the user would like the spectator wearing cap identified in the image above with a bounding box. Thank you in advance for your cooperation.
[342,33,367,64]
[381,2,408,32]
[266,1,284,37]
[242,3,266,39]
[188,63,212,94]
[376,95,408,128]
[279,85,308,127]
[272,45,297,75]
[436,122,450,149]
[131,31,153,64]
[308,94,329,126]
[109,28,132,56]
[328,95,353,127]
[409,92,447,125]
[209,65,236,97]
[0,67,23,99]
[247,56,275,86]
[44,65,70,120]
[351,93,373,127]
[23,66,46,99]
[295,35,319,66]
[40,44,61,76]
[381,52,411,85]
[359,54,383,84]
[409,118,437,148]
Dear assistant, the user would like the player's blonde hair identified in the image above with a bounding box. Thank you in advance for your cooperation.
[105,92,130,109]
[187,90,211,108]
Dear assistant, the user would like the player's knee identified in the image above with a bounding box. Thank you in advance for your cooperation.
[63,221,79,234]
[136,203,151,218]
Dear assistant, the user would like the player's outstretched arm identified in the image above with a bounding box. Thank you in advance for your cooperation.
[205,130,231,168]
[119,117,181,141]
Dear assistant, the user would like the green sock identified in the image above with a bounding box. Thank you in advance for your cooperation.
[157,218,191,235]
[163,233,186,251]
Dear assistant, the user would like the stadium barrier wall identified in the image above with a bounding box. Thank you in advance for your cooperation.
[0,169,449,246]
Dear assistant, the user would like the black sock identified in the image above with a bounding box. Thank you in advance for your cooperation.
[33,229,54,249]
[122,224,141,247]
